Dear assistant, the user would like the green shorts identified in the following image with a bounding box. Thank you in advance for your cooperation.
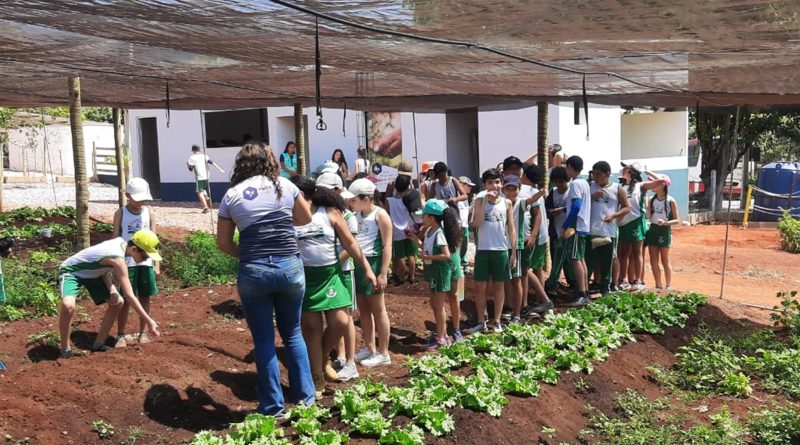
[0,272,5,303]
[303,264,352,312]
[645,225,672,248]
[529,242,547,270]
[129,265,158,298]
[450,249,463,281]
[564,234,587,261]
[59,273,111,305]
[425,260,452,293]
[392,239,418,259]
[473,250,511,282]
[196,180,209,194]
[343,269,356,310]
[355,255,383,296]
[618,219,645,242]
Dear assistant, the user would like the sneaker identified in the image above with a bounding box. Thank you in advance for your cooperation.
[91,343,111,352]
[510,316,521,325]
[528,300,555,314]
[60,347,76,359]
[465,323,486,335]
[115,335,128,349]
[501,309,513,321]
[361,353,391,368]
[138,332,151,344]
[453,330,465,343]
[464,313,479,327]
[426,337,451,351]
[610,283,620,292]
[561,295,590,308]
[634,282,646,291]
[619,281,630,290]
[665,286,672,291]
[491,322,504,333]
[336,362,359,381]
[332,357,346,371]
[355,347,374,364]
[324,362,340,382]
[601,290,611,297]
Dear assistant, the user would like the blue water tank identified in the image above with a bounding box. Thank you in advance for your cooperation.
[753,162,800,221]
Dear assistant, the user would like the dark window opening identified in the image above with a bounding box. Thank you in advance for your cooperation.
[204,109,268,148]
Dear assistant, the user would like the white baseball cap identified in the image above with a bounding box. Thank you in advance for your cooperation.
[126,177,153,202]
[315,161,340,176]
[348,178,376,197]
[340,190,355,200]
[316,172,343,190]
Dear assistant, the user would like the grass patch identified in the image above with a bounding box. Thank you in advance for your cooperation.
[163,231,238,287]
[0,250,63,321]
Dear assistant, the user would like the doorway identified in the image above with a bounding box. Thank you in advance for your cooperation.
[138,117,161,199]
[446,109,480,182]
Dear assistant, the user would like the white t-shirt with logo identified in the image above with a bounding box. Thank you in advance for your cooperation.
[564,178,591,234]
[590,182,621,238]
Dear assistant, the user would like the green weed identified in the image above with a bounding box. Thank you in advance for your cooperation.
[778,211,800,253]
[163,231,237,287]
[91,419,114,440]
[747,405,800,445]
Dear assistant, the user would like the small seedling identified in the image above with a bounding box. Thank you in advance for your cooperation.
[541,425,557,439]
[91,420,114,440]
[575,377,591,394]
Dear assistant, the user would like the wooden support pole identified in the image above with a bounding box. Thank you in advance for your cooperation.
[69,76,90,248]
[113,108,126,208]
[294,103,307,176]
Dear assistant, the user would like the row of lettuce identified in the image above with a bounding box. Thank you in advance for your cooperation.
[191,292,707,445]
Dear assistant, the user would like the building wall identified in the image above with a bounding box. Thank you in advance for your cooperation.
[621,110,689,218]
[7,123,114,177]
[552,102,623,172]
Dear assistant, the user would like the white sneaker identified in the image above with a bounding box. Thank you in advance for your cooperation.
[355,347,373,364]
[337,362,359,381]
[492,322,504,333]
[138,332,151,344]
[361,353,391,368]
[465,323,486,335]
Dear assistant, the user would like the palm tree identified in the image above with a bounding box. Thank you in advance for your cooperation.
[69,76,89,248]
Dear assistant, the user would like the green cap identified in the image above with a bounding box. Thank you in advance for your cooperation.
[416,199,448,216]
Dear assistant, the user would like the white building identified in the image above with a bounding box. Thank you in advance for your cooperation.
[126,104,688,216]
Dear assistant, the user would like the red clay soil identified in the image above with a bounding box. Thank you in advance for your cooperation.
[0,223,795,444]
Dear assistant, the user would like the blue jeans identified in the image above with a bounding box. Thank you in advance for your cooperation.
[237,254,315,415]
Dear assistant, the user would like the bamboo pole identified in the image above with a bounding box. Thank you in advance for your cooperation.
[69,76,90,248]
[294,103,307,176]
[113,108,126,207]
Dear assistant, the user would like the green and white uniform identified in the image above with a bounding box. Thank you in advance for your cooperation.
[354,206,387,296]
[423,226,453,292]
[474,194,511,282]
[340,210,358,309]
[187,153,212,193]
[297,207,351,312]
[645,195,675,248]
[509,198,528,278]
[588,182,621,294]
[619,183,646,242]
[528,188,549,270]
[59,237,126,304]
[120,205,158,297]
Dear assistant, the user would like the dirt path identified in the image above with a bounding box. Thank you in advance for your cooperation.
[666,224,798,307]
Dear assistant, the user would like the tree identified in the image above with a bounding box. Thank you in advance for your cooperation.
[693,108,800,209]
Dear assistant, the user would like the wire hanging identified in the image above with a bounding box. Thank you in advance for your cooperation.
[315,17,327,131]
[165,80,171,128]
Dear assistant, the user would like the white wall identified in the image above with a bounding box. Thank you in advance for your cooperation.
[621,110,688,168]
[7,123,114,177]
[552,102,622,173]
[401,112,447,177]
[477,106,538,172]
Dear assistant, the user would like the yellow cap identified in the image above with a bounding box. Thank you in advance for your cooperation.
[131,229,162,262]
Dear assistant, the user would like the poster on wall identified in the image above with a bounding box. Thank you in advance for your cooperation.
[366,111,412,192]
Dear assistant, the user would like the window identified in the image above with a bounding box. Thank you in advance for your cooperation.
[203,109,268,148]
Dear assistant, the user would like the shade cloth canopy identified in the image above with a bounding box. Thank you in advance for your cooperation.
[1,0,800,110]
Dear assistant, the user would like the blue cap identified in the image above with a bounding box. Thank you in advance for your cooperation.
[416,199,448,216]
[502,175,520,188]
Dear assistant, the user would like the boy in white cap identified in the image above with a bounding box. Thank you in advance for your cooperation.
[58,230,162,358]
[112,177,160,347]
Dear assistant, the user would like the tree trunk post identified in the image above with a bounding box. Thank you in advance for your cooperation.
[740,145,750,209]
[113,108,126,208]
[537,101,549,188]
[69,76,90,248]
[294,103,307,176]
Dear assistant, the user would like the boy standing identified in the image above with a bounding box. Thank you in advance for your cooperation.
[546,156,591,307]
[588,161,630,296]
[58,230,162,358]
[501,175,526,323]
[386,175,418,285]
[186,144,225,213]
[467,168,516,334]
[113,178,160,347]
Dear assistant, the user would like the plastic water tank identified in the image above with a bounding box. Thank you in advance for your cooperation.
[753,162,800,221]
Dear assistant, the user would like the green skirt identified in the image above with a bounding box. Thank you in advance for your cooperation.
[424,260,452,293]
[303,264,352,312]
